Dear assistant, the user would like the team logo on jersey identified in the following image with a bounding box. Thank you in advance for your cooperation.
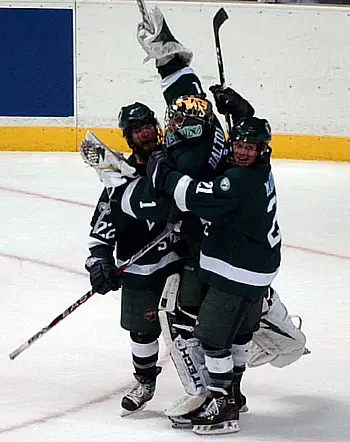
[98,202,111,214]
[219,177,231,191]
[144,309,158,322]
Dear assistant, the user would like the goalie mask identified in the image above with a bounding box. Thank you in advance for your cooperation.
[118,102,163,164]
[164,96,226,181]
[229,117,272,167]
[164,96,213,147]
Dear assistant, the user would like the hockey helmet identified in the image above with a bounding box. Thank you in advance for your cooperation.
[118,102,163,161]
[229,117,272,166]
[230,117,271,144]
[164,96,227,181]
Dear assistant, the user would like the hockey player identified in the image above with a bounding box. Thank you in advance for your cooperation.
[147,115,281,436]
[137,7,283,435]
[148,115,281,436]
[85,102,185,415]
[85,9,307,428]
[83,102,306,430]
[157,68,305,420]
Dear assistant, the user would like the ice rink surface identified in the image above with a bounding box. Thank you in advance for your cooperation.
[1,153,349,441]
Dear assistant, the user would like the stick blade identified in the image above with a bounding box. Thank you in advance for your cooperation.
[213,7,228,33]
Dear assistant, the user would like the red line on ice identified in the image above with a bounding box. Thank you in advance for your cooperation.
[0,187,348,433]
[0,185,94,208]
[0,253,87,277]
[0,356,169,434]
[0,252,169,434]
[282,244,350,260]
[0,388,124,434]
[2,185,349,261]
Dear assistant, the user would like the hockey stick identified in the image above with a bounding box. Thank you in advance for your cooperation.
[213,8,231,132]
[9,211,178,360]
[136,0,154,33]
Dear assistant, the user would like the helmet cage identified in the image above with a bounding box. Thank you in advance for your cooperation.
[118,102,163,157]
[229,117,272,166]
[125,120,163,159]
[165,96,214,134]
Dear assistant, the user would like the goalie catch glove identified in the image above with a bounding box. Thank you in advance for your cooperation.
[80,131,137,189]
[209,85,255,120]
[85,253,121,295]
[137,6,193,66]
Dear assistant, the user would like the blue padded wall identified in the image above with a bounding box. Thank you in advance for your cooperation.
[0,8,74,117]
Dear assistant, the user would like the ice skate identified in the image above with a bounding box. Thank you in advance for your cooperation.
[191,387,239,435]
[121,367,161,416]
[233,372,248,413]
[169,386,247,429]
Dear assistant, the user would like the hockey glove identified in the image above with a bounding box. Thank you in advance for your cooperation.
[146,150,177,195]
[85,256,121,295]
[209,85,255,119]
[137,6,193,66]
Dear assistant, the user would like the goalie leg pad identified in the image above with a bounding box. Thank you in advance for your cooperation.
[159,274,208,398]
[160,274,210,416]
[249,289,307,368]
[165,394,207,419]
[170,335,209,397]
[231,343,251,368]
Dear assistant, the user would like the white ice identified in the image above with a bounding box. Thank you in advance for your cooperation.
[0,153,350,442]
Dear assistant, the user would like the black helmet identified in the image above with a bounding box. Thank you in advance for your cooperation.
[117,102,162,161]
[118,102,156,131]
[230,117,271,144]
[229,117,272,166]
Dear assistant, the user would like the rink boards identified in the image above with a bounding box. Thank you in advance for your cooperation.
[0,1,349,161]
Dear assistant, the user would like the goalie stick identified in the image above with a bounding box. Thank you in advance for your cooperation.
[213,8,231,132]
[136,0,154,33]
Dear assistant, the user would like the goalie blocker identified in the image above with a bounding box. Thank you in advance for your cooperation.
[159,274,308,417]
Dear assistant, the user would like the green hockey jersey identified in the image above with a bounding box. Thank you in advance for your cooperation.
[88,175,184,289]
[160,160,281,296]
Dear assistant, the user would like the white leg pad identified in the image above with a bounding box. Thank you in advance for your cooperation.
[169,335,209,396]
[165,394,207,417]
[159,274,209,397]
[249,289,308,368]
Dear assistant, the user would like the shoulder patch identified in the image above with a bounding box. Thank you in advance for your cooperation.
[219,177,231,192]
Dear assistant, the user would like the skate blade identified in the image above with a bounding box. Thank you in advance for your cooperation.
[171,421,192,429]
[193,420,239,435]
[121,403,146,417]
[169,416,192,429]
